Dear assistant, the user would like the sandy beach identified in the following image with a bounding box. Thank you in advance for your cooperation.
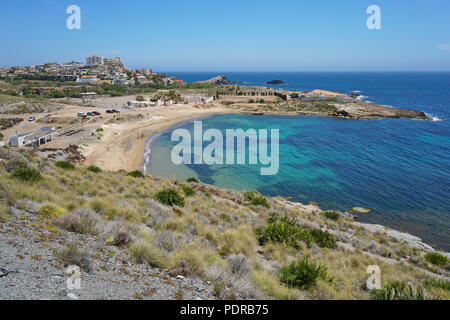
[80,104,232,172]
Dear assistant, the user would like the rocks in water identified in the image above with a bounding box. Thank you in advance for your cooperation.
[266,80,286,85]
[348,207,372,214]
[332,110,352,118]
[196,75,232,85]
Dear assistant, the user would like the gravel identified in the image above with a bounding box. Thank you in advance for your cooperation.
[0,208,216,300]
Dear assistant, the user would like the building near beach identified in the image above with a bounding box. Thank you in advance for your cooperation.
[9,128,58,147]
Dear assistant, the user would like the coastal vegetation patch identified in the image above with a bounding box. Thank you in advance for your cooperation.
[155,189,185,207]
[0,147,448,300]
[279,259,330,290]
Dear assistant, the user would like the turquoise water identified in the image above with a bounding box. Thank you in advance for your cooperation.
[147,72,450,251]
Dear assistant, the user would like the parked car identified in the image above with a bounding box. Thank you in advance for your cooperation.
[92,111,101,116]
[77,112,86,117]
[28,116,36,121]
[106,109,114,114]
[86,112,95,117]
[112,109,120,113]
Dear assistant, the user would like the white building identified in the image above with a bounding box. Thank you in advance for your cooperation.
[86,55,103,67]
[9,128,58,147]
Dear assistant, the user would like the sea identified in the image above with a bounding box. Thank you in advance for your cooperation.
[145,72,450,251]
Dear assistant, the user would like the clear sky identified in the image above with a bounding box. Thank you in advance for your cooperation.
[1,0,449,71]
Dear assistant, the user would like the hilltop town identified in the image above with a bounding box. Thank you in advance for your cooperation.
[0,54,185,87]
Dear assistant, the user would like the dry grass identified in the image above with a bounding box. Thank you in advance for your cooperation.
[1,147,449,300]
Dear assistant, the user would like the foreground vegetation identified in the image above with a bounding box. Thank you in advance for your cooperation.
[0,147,449,300]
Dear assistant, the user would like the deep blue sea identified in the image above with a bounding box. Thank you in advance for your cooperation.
[147,72,450,251]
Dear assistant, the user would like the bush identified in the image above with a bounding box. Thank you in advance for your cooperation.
[57,244,93,272]
[5,158,29,172]
[280,259,329,290]
[424,252,448,266]
[257,217,305,249]
[370,282,429,300]
[155,189,185,207]
[136,95,145,102]
[128,170,144,178]
[55,209,100,235]
[11,167,42,182]
[113,228,134,247]
[307,229,338,249]
[423,279,450,291]
[0,203,11,223]
[37,203,65,218]
[181,185,195,197]
[257,217,337,249]
[87,165,102,173]
[187,177,199,183]
[130,241,167,268]
[55,161,76,170]
[244,191,269,208]
[321,211,340,221]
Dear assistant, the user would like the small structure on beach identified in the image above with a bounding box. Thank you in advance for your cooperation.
[9,127,59,147]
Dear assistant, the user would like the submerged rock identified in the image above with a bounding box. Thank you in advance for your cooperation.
[349,207,372,214]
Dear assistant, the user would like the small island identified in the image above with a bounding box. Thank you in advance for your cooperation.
[266,80,286,85]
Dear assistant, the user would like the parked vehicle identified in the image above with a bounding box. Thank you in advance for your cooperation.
[86,112,95,117]
[28,116,36,121]
[106,109,114,114]
[112,109,120,113]
[92,111,101,116]
[77,112,86,117]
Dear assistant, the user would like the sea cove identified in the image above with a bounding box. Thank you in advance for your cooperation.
[146,72,450,251]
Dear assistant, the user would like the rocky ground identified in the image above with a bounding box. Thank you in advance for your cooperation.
[0,207,219,300]
[330,101,428,120]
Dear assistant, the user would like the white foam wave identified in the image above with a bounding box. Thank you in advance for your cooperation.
[426,113,444,122]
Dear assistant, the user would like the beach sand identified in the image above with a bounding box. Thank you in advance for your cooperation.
[81,104,232,172]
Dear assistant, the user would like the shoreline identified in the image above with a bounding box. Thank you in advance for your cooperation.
[142,114,218,173]
[81,105,233,172]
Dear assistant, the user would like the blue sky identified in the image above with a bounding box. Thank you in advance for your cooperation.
[0,0,449,71]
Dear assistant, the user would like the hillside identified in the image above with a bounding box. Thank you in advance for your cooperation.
[0,147,449,300]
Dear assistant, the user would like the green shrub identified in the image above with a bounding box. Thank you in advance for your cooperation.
[371,282,430,300]
[155,189,185,207]
[257,217,337,249]
[128,170,144,178]
[187,177,199,183]
[244,191,269,208]
[257,217,305,249]
[96,128,104,133]
[280,259,329,290]
[12,167,42,182]
[181,185,195,197]
[87,165,102,173]
[55,161,76,170]
[307,229,338,249]
[37,203,65,218]
[424,252,448,266]
[321,211,340,221]
[423,279,450,291]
